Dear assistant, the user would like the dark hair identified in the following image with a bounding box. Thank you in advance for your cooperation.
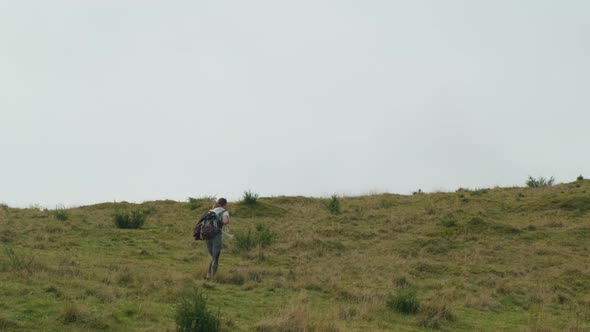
[216,198,227,207]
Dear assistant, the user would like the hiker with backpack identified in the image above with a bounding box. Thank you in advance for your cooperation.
[193,198,230,279]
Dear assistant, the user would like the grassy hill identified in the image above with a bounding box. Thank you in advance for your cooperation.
[1,181,589,331]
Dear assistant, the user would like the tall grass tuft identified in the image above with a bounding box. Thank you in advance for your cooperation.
[61,303,83,324]
[175,288,220,332]
[60,302,109,329]
[53,204,69,221]
[526,175,555,188]
[440,216,457,227]
[0,315,19,330]
[255,223,273,247]
[3,247,34,274]
[416,302,455,329]
[235,223,274,251]
[386,288,420,315]
[113,208,149,229]
[243,190,259,206]
[235,231,256,251]
[327,195,341,214]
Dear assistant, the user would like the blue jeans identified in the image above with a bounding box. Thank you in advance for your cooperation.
[205,234,222,276]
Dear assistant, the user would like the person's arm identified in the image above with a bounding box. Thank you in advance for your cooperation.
[222,213,230,225]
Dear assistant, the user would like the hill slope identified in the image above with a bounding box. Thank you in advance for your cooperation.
[1,182,589,331]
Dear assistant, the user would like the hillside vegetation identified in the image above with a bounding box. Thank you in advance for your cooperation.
[1,181,589,331]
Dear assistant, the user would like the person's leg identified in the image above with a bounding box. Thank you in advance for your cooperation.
[208,235,222,276]
[205,240,214,278]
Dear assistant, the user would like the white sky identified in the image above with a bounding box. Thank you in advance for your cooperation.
[1,1,589,207]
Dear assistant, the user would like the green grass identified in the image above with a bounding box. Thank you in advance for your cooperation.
[1,183,590,330]
[175,288,220,331]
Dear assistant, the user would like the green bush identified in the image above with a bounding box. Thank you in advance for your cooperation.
[577,174,584,181]
[187,197,201,211]
[53,204,69,221]
[187,196,215,211]
[175,289,220,332]
[526,175,555,188]
[386,288,420,314]
[255,223,273,247]
[235,223,274,251]
[235,230,256,251]
[327,195,340,214]
[113,209,148,229]
[243,190,259,206]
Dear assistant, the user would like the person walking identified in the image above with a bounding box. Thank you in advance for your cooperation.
[205,198,230,279]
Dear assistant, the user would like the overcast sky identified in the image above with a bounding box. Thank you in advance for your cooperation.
[1,1,589,207]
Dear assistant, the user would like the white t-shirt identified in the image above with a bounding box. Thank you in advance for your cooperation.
[212,207,229,223]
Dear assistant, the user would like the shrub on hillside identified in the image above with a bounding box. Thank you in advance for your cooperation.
[526,175,555,188]
[53,204,69,221]
[235,231,256,251]
[577,174,584,181]
[235,223,274,251]
[113,209,149,229]
[243,190,259,206]
[175,289,220,332]
[327,195,341,214]
[386,288,420,314]
[255,223,273,247]
[187,197,201,210]
[187,196,216,211]
[28,204,43,211]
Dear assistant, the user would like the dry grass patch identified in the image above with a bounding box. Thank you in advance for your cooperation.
[416,302,456,329]
[255,294,341,332]
[60,302,110,330]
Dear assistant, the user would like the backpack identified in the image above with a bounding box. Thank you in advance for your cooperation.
[193,209,224,240]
